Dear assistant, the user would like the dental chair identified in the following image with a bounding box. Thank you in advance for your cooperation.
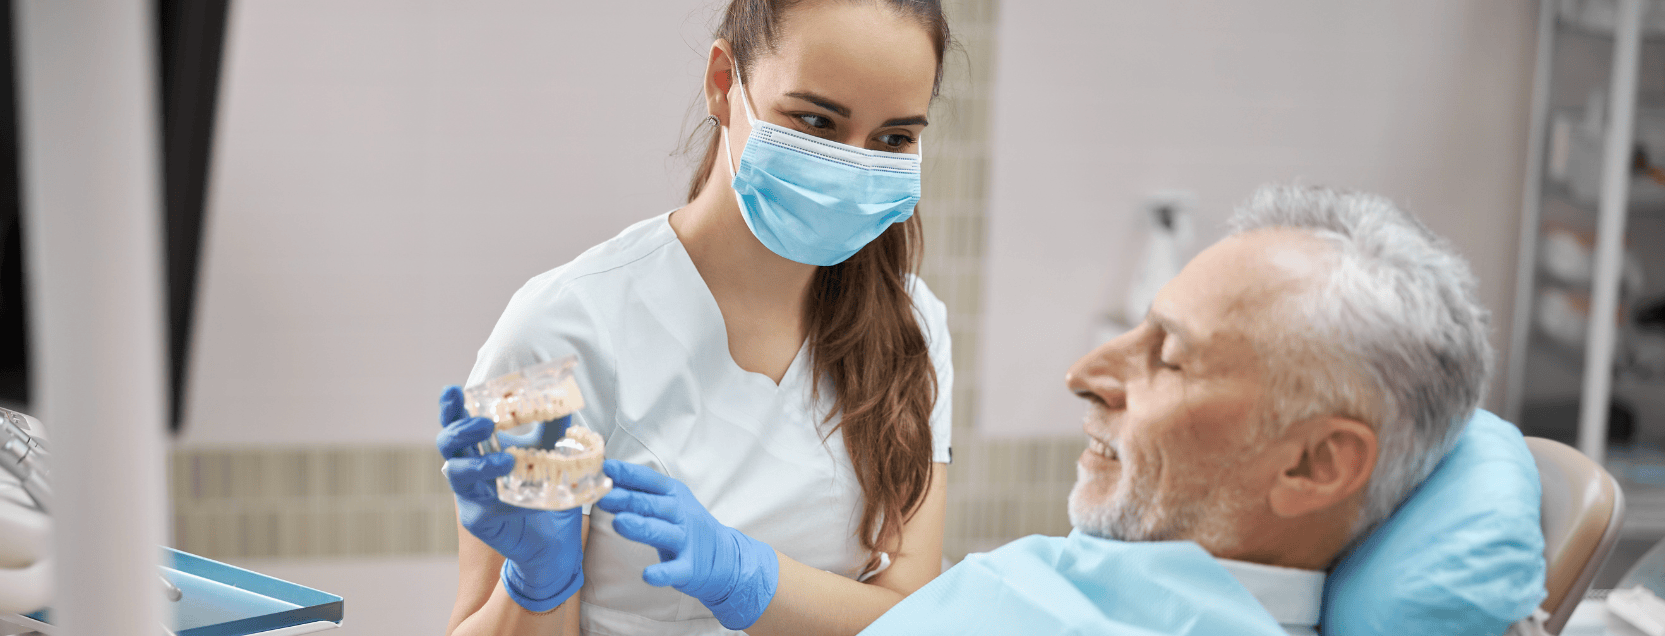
[1527,437,1626,635]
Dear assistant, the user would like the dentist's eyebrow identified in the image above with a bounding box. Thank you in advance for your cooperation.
[785,91,850,117]
[881,115,929,128]
[785,92,929,128]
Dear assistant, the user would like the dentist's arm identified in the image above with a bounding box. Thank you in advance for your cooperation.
[447,518,588,636]
[436,387,587,636]
[749,463,947,636]
[596,460,948,636]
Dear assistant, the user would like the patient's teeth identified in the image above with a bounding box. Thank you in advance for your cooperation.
[1087,437,1117,460]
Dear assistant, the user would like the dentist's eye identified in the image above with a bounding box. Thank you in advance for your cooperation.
[877,133,916,150]
[794,113,835,133]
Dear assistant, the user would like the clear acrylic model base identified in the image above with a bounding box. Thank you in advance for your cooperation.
[464,356,611,510]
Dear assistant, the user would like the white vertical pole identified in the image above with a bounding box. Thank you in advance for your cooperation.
[14,1,168,634]
[1505,0,1560,423]
[1579,0,1645,463]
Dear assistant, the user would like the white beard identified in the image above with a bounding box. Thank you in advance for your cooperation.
[1067,461,1253,554]
[1067,462,1158,541]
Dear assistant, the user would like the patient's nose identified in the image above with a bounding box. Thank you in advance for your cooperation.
[1065,337,1129,408]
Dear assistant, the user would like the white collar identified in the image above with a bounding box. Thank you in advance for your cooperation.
[1216,558,1325,634]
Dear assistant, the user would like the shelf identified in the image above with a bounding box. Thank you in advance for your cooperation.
[1556,0,1665,42]
[1557,17,1665,42]
[1543,179,1665,217]
[1524,329,1661,387]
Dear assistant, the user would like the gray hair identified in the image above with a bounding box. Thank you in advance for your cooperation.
[1227,184,1493,536]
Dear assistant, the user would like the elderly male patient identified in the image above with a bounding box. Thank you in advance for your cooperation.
[862,185,1503,636]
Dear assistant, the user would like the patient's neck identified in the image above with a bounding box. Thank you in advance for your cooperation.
[1212,504,1359,571]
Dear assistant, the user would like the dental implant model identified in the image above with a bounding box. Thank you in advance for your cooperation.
[463,356,611,510]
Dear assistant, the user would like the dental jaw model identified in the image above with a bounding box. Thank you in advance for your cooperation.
[464,356,611,510]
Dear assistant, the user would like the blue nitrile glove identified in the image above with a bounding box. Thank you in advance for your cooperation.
[436,386,583,612]
[595,460,779,630]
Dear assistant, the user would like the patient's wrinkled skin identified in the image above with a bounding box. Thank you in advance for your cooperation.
[1065,229,1358,567]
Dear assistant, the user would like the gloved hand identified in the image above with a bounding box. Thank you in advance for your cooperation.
[436,386,584,612]
[595,460,779,630]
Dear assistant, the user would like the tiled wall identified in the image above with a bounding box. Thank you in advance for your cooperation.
[172,446,458,560]
[171,0,1088,564]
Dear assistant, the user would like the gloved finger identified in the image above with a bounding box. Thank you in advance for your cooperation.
[443,456,511,504]
[595,486,684,522]
[602,459,679,496]
[642,557,695,589]
[439,386,469,427]
[436,415,496,459]
[610,511,688,556]
[444,453,514,487]
[452,472,497,507]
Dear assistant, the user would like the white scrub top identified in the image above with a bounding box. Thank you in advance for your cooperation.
[467,213,953,636]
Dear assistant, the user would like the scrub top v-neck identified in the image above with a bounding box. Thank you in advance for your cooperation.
[466,213,953,636]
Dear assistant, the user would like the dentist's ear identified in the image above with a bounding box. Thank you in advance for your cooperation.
[1267,417,1377,519]
[703,39,738,126]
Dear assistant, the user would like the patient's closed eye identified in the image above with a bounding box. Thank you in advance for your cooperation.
[1153,334,1181,371]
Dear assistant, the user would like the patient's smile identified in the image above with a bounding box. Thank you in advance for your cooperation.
[1084,435,1118,464]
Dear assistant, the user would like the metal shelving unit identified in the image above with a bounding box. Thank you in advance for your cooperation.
[1510,0,1652,457]
[1509,0,1665,538]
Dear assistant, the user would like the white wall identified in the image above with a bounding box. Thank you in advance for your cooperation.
[183,0,720,446]
[978,1,1538,438]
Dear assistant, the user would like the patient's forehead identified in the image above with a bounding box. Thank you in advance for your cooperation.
[1151,229,1334,363]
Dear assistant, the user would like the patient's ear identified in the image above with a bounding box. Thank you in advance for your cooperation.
[1267,417,1377,519]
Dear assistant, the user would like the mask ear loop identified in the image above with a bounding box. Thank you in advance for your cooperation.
[720,64,758,180]
[721,120,739,180]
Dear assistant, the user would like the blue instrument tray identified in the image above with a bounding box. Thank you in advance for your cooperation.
[3,549,341,635]
[162,548,342,636]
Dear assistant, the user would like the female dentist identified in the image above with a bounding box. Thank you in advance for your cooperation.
[436,1,956,634]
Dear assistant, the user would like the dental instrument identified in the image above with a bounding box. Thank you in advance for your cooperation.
[0,408,49,514]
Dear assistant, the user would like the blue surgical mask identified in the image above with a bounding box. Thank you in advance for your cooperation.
[722,70,922,266]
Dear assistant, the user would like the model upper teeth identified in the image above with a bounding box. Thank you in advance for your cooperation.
[1088,436,1117,460]
[488,376,585,430]
[464,357,586,430]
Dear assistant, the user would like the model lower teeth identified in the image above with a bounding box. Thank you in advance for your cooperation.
[500,426,612,510]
